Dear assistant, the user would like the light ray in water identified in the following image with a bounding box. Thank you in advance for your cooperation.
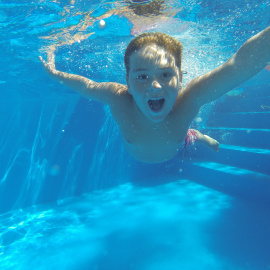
[261,105,270,110]
[0,181,232,270]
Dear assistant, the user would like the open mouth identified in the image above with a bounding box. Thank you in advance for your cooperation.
[148,98,165,113]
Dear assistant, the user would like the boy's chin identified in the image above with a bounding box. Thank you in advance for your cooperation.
[146,112,168,122]
[150,118,165,123]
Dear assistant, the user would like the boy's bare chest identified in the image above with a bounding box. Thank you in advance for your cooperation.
[110,96,191,162]
[114,110,189,163]
[123,120,182,145]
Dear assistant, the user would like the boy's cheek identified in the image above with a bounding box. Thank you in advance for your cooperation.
[168,77,178,88]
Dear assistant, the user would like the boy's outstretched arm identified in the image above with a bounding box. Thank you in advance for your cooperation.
[39,52,127,105]
[183,26,270,108]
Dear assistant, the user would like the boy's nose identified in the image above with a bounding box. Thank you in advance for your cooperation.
[151,80,162,89]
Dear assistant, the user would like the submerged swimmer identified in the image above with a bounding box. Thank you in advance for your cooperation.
[40,27,270,163]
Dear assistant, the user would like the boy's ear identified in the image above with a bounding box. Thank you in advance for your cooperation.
[126,74,131,93]
[179,72,183,83]
[177,72,182,91]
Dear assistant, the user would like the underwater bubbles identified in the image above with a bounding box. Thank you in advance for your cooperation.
[98,19,106,29]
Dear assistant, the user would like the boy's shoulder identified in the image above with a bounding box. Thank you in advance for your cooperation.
[111,82,128,95]
[106,82,132,104]
[106,82,131,102]
[109,83,135,121]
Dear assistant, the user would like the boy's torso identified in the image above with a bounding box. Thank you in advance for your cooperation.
[110,87,195,163]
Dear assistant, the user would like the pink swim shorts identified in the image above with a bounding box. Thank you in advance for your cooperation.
[184,129,198,148]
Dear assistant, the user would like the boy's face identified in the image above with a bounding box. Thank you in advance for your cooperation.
[127,44,181,122]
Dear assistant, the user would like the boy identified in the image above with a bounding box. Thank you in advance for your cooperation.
[40,27,270,164]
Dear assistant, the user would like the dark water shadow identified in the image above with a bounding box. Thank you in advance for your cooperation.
[206,198,270,270]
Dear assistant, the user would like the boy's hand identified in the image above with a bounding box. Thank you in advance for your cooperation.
[39,51,56,75]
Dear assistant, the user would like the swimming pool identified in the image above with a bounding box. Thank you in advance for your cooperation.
[0,0,270,269]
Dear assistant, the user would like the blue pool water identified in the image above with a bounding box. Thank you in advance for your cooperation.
[1,0,270,269]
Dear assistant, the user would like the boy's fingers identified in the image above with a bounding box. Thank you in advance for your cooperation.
[47,52,55,65]
[39,55,56,73]
[39,56,46,65]
[39,53,56,71]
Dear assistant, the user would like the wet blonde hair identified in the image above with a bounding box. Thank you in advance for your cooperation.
[124,32,183,76]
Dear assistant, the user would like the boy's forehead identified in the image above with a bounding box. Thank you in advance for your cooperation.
[130,44,177,68]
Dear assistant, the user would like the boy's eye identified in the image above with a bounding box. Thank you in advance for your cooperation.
[137,74,148,80]
[161,72,172,79]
